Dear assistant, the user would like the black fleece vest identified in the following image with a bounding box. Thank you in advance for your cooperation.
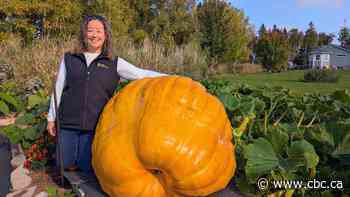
[59,52,120,131]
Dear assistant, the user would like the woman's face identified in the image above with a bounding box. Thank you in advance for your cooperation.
[86,20,106,53]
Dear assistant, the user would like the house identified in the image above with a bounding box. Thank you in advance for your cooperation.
[309,44,350,69]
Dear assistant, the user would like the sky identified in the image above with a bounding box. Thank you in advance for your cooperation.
[229,0,350,40]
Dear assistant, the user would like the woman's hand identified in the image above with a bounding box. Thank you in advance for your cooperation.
[47,121,56,136]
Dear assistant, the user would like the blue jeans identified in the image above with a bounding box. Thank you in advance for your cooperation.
[56,128,94,172]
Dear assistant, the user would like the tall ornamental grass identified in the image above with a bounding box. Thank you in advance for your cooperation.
[0,36,208,94]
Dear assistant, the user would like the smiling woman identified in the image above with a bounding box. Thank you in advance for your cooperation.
[86,20,106,53]
[46,15,167,173]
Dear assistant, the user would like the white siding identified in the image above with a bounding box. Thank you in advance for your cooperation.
[320,54,330,68]
[310,53,330,69]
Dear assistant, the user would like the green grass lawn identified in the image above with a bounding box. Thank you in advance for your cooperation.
[214,70,350,94]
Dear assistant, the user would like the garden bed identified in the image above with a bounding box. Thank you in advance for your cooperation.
[26,167,70,196]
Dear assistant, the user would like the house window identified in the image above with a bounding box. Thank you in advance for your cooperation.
[324,54,329,60]
[316,55,320,60]
[337,54,346,57]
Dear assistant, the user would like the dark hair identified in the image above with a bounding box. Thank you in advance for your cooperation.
[74,15,113,59]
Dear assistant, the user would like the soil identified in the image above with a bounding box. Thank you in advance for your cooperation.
[27,167,73,196]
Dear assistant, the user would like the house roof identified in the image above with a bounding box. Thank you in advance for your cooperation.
[309,44,350,55]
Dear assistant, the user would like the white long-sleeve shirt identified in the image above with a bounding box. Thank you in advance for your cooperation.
[47,54,166,121]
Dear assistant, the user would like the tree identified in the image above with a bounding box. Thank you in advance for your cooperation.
[258,24,267,38]
[167,0,196,45]
[128,0,196,47]
[86,0,134,39]
[302,22,318,66]
[197,0,252,63]
[128,0,153,30]
[288,28,304,64]
[255,26,290,71]
[281,28,288,41]
[303,22,318,50]
[338,26,350,48]
[318,32,334,46]
[288,28,303,51]
[0,0,83,43]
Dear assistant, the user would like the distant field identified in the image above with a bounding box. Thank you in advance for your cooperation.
[214,70,350,94]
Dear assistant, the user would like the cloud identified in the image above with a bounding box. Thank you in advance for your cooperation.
[297,0,344,8]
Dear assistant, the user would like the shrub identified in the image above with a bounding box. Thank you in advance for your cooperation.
[303,69,340,83]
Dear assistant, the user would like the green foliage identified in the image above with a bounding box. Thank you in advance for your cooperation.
[303,69,339,83]
[303,22,318,50]
[0,0,83,42]
[288,28,304,62]
[131,29,147,46]
[0,81,23,115]
[46,186,75,197]
[167,0,196,46]
[244,138,279,181]
[0,89,53,171]
[254,27,290,71]
[197,0,252,63]
[1,90,49,149]
[338,26,350,49]
[85,0,133,39]
[201,79,350,196]
[318,32,334,46]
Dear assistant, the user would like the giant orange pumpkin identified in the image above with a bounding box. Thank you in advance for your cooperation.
[92,76,236,197]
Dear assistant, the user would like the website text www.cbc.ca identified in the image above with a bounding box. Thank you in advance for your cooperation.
[257,178,343,191]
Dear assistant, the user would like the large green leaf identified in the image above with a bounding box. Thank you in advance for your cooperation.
[244,138,279,182]
[1,125,24,144]
[24,127,37,140]
[287,140,319,169]
[218,93,239,111]
[15,113,35,125]
[326,122,350,149]
[332,133,350,156]
[254,98,266,114]
[0,100,10,115]
[240,97,256,116]
[0,92,20,110]
[267,128,289,156]
[333,90,350,105]
[305,126,334,147]
[280,123,304,140]
[27,95,45,108]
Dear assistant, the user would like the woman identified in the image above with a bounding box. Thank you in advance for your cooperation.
[47,15,166,172]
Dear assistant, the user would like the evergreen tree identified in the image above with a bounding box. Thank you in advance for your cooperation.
[281,28,288,41]
[303,22,318,50]
[272,24,279,33]
[302,22,318,66]
[258,24,267,38]
[338,26,350,48]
